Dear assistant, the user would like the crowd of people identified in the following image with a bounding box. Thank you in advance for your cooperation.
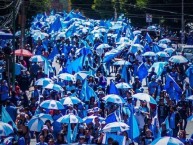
[1,11,193,145]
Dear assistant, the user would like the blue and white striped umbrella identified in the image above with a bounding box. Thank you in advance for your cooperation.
[0,122,13,136]
[158,43,168,49]
[57,114,83,124]
[35,78,53,87]
[102,122,129,133]
[58,73,76,81]
[103,94,126,104]
[129,44,144,54]
[60,96,83,105]
[44,84,64,92]
[164,48,175,54]
[113,60,132,66]
[29,55,46,62]
[74,71,91,80]
[132,93,157,104]
[169,55,188,63]
[158,38,171,44]
[40,100,64,110]
[143,51,156,57]
[156,51,170,58]
[150,137,184,145]
[83,116,105,124]
[28,113,53,132]
[96,44,111,56]
[116,82,133,89]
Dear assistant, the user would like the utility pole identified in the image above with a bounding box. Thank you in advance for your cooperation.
[12,0,16,91]
[21,0,26,52]
[181,0,184,44]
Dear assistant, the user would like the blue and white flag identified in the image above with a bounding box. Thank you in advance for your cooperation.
[66,56,84,74]
[105,111,120,124]
[137,63,148,81]
[145,32,152,43]
[109,80,119,95]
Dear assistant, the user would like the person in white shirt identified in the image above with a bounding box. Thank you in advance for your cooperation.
[134,106,145,131]
[135,50,143,63]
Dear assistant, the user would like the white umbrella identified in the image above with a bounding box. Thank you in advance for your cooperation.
[150,136,184,145]
[44,84,64,92]
[58,73,76,81]
[103,94,126,104]
[132,93,157,104]
[169,55,188,63]
[102,122,129,132]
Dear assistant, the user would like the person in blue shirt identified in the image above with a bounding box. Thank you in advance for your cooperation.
[5,100,17,122]
[17,129,26,145]
[148,76,158,96]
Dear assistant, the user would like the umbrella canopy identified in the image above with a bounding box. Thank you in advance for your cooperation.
[156,51,170,58]
[35,78,53,87]
[150,136,184,145]
[143,51,156,57]
[158,43,168,49]
[187,95,193,100]
[132,93,157,104]
[116,82,133,89]
[129,44,144,54]
[15,49,33,57]
[96,44,111,56]
[44,84,64,92]
[74,71,91,80]
[158,38,171,44]
[57,114,83,124]
[28,113,53,132]
[169,55,188,63]
[0,122,13,136]
[133,30,141,35]
[60,96,83,105]
[113,60,132,66]
[102,122,129,133]
[40,100,64,110]
[58,73,76,81]
[103,94,126,104]
[164,48,175,54]
[32,32,49,40]
[29,55,46,62]
[83,116,105,124]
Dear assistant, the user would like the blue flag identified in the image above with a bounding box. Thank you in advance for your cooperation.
[80,80,98,102]
[2,107,17,130]
[49,16,62,33]
[109,80,119,95]
[152,44,160,53]
[128,113,140,140]
[133,35,140,44]
[137,63,148,81]
[48,46,59,61]
[105,111,120,124]
[148,62,168,77]
[65,24,77,38]
[67,123,72,143]
[121,65,129,83]
[66,56,83,74]
[164,74,182,100]
[185,65,193,88]
[145,32,152,43]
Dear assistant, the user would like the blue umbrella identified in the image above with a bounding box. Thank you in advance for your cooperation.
[60,96,83,105]
[129,44,144,54]
[103,94,126,104]
[113,60,132,66]
[40,100,64,110]
[102,122,129,133]
[35,78,53,87]
[29,55,46,62]
[58,73,76,81]
[158,43,168,49]
[83,116,105,124]
[132,93,157,104]
[74,71,91,80]
[143,51,156,57]
[158,38,171,44]
[57,114,83,124]
[0,122,13,136]
[187,95,193,100]
[164,48,175,55]
[169,55,188,63]
[150,136,184,145]
[156,51,170,57]
[44,84,64,92]
[28,113,53,132]
[32,32,49,40]
[133,30,141,36]
[116,82,133,89]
